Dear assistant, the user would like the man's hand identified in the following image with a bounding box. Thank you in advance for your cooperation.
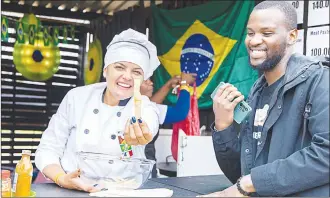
[181,72,197,85]
[197,185,246,197]
[198,175,255,197]
[124,117,153,145]
[58,169,99,193]
[213,83,244,131]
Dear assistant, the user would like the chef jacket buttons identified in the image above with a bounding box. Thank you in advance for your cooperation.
[93,109,99,114]
[111,134,117,140]
[84,129,89,134]
[117,112,121,117]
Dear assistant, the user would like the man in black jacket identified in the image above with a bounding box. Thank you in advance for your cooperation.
[203,1,329,197]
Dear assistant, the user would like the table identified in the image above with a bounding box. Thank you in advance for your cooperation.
[32,175,232,197]
[150,175,232,195]
[157,162,177,177]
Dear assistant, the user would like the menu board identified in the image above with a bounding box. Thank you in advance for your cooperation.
[294,29,304,55]
[286,1,304,24]
[306,26,330,57]
[308,0,330,26]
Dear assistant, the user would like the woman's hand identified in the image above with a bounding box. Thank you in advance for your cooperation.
[181,72,197,85]
[166,75,181,88]
[58,169,99,193]
[124,117,153,145]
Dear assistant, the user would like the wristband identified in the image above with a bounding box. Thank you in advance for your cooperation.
[54,172,66,187]
[236,176,252,196]
[180,85,189,91]
[180,80,187,85]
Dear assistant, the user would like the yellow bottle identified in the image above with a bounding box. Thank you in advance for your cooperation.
[12,150,33,197]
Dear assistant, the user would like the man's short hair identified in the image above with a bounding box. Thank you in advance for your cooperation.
[254,1,298,30]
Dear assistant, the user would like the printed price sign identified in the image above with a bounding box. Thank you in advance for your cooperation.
[308,0,330,26]
[286,1,304,24]
[306,26,330,57]
[294,29,304,55]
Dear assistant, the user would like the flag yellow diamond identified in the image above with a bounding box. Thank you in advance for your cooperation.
[159,20,237,98]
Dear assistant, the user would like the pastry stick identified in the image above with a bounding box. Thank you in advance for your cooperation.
[133,78,142,119]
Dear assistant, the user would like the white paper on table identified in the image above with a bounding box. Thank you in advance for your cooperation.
[89,188,173,197]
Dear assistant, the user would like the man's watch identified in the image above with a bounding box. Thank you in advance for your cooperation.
[236,176,252,196]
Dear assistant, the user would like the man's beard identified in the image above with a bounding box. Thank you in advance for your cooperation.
[249,43,286,72]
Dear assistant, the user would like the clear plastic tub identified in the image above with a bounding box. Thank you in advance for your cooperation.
[77,152,155,190]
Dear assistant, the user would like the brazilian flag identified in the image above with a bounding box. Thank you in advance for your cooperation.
[152,1,258,109]
[16,21,24,43]
[63,26,68,44]
[1,16,9,42]
[28,24,36,45]
[53,27,59,46]
[43,27,50,46]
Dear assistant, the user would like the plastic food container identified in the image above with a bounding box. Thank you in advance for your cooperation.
[77,152,155,190]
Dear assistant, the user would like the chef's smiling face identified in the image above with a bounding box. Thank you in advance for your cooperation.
[104,61,144,100]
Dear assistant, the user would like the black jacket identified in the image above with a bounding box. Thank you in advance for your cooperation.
[211,54,329,196]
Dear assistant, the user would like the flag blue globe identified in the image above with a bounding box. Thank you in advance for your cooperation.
[180,34,214,86]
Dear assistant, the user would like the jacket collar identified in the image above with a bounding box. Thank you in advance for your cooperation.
[101,88,131,106]
[250,53,321,96]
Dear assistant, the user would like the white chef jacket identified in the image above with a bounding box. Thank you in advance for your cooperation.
[35,82,160,178]
[155,104,167,125]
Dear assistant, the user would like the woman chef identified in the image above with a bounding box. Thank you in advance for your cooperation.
[35,29,161,192]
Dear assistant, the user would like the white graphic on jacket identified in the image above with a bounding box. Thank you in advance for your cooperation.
[253,104,269,145]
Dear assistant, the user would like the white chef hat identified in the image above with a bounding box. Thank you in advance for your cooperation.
[104,28,160,80]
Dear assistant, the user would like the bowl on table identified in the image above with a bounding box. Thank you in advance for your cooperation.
[77,152,155,190]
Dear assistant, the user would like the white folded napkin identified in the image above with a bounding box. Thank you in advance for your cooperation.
[89,188,173,197]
